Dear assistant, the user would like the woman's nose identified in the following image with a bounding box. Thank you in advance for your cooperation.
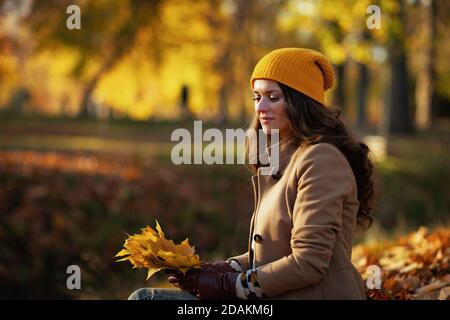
[255,99,269,113]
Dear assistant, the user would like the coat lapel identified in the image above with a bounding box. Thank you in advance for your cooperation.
[247,138,299,268]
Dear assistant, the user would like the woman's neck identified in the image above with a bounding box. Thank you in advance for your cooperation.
[267,132,293,148]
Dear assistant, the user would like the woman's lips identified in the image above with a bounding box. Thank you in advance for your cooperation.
[260,117,274,124]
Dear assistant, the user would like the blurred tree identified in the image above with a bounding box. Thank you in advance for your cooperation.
[0,0,33,112]
[278,0,377,129]
[204,0,233,123]
[29,0,165,118]
[385,0,412,134]
[7,88,30,114]
[412,0,436,131]
[356,30,371,130]
[206,0,286,123]
[432,0,450,118]
[326,20,349,112]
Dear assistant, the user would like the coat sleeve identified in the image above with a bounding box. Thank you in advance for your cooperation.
[226,251,250,271]
[255,143,355,297]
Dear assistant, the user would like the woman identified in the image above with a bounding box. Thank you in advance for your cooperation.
[128,47,375,300]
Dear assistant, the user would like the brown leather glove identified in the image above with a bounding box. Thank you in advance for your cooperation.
[201,261,239,273]
[168,268,239,300]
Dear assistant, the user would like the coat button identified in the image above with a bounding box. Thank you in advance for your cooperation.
[253,234,263,243]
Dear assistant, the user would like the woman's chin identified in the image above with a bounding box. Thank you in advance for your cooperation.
[261,126,279,136]
[261,126,272,135]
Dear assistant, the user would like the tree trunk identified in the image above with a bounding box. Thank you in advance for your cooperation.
[216,84,229,125]
[78,61,114,118]
[333,63,347,110]
[356,62,369,129]
[388,0,412,134]
[389,51,411,134]
[415,0,436,130]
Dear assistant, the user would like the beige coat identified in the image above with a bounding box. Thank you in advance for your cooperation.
[228,141,366,299]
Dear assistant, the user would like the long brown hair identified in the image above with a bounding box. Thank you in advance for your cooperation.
[246,82,375,230]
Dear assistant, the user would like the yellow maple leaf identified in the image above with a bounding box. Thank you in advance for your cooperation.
[115,220,201,280]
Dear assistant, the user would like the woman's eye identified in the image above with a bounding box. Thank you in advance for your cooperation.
[252,96,280,102]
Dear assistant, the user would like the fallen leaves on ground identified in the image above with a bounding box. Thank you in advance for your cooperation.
[0,150,140,180]
[116,220,201,280]
[352,227,450,300]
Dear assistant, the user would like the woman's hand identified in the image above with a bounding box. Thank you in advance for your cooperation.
[167,268,239,299]
[200,261,238,273]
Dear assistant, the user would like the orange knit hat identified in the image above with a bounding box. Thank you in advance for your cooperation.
[250,48,335,104]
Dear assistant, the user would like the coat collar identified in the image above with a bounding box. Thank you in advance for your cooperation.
[257,137,298,179]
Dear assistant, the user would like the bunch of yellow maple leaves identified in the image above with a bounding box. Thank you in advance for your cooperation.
[352,227,450,300]
[115,221,201,280]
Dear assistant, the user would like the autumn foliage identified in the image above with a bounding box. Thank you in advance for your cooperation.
[116,221,201,279]
[352,227,450,300]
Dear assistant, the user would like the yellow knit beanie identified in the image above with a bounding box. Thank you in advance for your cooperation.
[250,48,335,104]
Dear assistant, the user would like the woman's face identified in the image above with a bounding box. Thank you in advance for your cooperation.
[253,79,290,138]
